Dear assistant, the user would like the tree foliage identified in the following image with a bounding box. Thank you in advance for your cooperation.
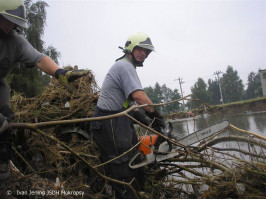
[144,82,181,114]
[6,0,61,97]
[221,66,244,103]
[24,0,47,52]
[207,79,221,105]
[246,70,262,99]
[187,66,263,107]
[161,84,181,113]
[44,46,61,65]
[191,78,210,108]
[144,66,263,113]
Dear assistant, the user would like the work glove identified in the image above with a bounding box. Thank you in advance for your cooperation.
[145,109,166,131]
[145,109,168,150]
[55,69,90,83]
[129,109,152,126]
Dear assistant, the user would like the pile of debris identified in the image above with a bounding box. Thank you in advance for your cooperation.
[1,67,106,198]
[11,66,99,123]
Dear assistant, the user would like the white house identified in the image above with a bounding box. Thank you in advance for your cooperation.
[259,69,266,96]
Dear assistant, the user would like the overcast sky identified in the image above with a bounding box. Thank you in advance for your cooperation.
[42,0,266,95]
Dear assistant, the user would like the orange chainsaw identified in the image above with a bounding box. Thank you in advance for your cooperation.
[129,120,229,169]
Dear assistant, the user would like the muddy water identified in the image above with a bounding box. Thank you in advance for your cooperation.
[170,111,266,139]
[169,110,266,193]
[169,111,266,161]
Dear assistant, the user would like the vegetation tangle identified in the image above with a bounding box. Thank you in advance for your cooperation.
[2,0,264,198]
[0,70,265,199]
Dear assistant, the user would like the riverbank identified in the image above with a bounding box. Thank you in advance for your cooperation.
[208,97,266,114]
[167,97,266,120]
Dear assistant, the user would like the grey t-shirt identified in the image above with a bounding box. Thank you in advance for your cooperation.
[0,30,45,111]
[97,57,143,111]
[0,30,45,78]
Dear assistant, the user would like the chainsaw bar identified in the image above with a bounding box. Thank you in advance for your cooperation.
[129,120,229,169]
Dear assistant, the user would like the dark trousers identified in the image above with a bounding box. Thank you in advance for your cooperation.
[92,107,144,198]
[0,78,14,164]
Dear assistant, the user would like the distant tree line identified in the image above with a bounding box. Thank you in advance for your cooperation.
[144,66,263,113]
[188,66,262,109]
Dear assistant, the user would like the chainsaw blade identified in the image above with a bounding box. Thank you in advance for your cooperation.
[129,120,229,169]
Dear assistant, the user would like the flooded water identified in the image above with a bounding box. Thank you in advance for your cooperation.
[168,111,266,189]
[168,111,266,161]
[136,110,266,157]
[170,111,266,139]
[164,111,266,195]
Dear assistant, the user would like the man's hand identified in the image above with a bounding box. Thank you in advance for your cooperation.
[130,109,152,126]
[153,118,166,131]
[65,70,90,82]
[55,69,90,83]
[145,109,166,130]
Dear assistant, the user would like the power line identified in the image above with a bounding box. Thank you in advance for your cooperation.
[174,77,185,111]
[213,71,224,104]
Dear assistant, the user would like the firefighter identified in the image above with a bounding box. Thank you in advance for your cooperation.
[0,0,89,181]
[92,32,165,198]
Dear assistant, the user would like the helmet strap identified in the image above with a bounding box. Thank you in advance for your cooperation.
[131,53,144,67]
[115,54,126,62]
[116,46,145,67]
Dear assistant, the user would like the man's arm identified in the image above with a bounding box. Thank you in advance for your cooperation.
[131,90,166,129]
[36,56,89,82]
[131,90,154,112]
[36,56,59,76]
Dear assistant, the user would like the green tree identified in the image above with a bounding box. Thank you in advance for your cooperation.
[221,66,244,103]
[246,71,262,99]
[191,78,210,107]
[154,82,163,103]
[161,84,181,113]
[144,83,181,114]
[207,79,221,105]
[44,46,61,65]
[7,0,60,97]
[144,83,162,113]
[145,85,161,104]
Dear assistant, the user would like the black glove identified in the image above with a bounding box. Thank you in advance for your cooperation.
[153,118,166,131]
[129,109,152,126]
[145,109,163,119]
[145,109,166,130]
[55,69,90,83]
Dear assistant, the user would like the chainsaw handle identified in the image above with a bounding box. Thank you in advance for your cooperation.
[129,152,149,169]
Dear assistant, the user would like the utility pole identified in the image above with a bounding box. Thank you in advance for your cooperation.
[213,71,224,104]
[175,77,185,111]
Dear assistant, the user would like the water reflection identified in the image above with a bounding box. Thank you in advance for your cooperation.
[252,112,266,133]
[169,111,266,160]
[170,111,266,137]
